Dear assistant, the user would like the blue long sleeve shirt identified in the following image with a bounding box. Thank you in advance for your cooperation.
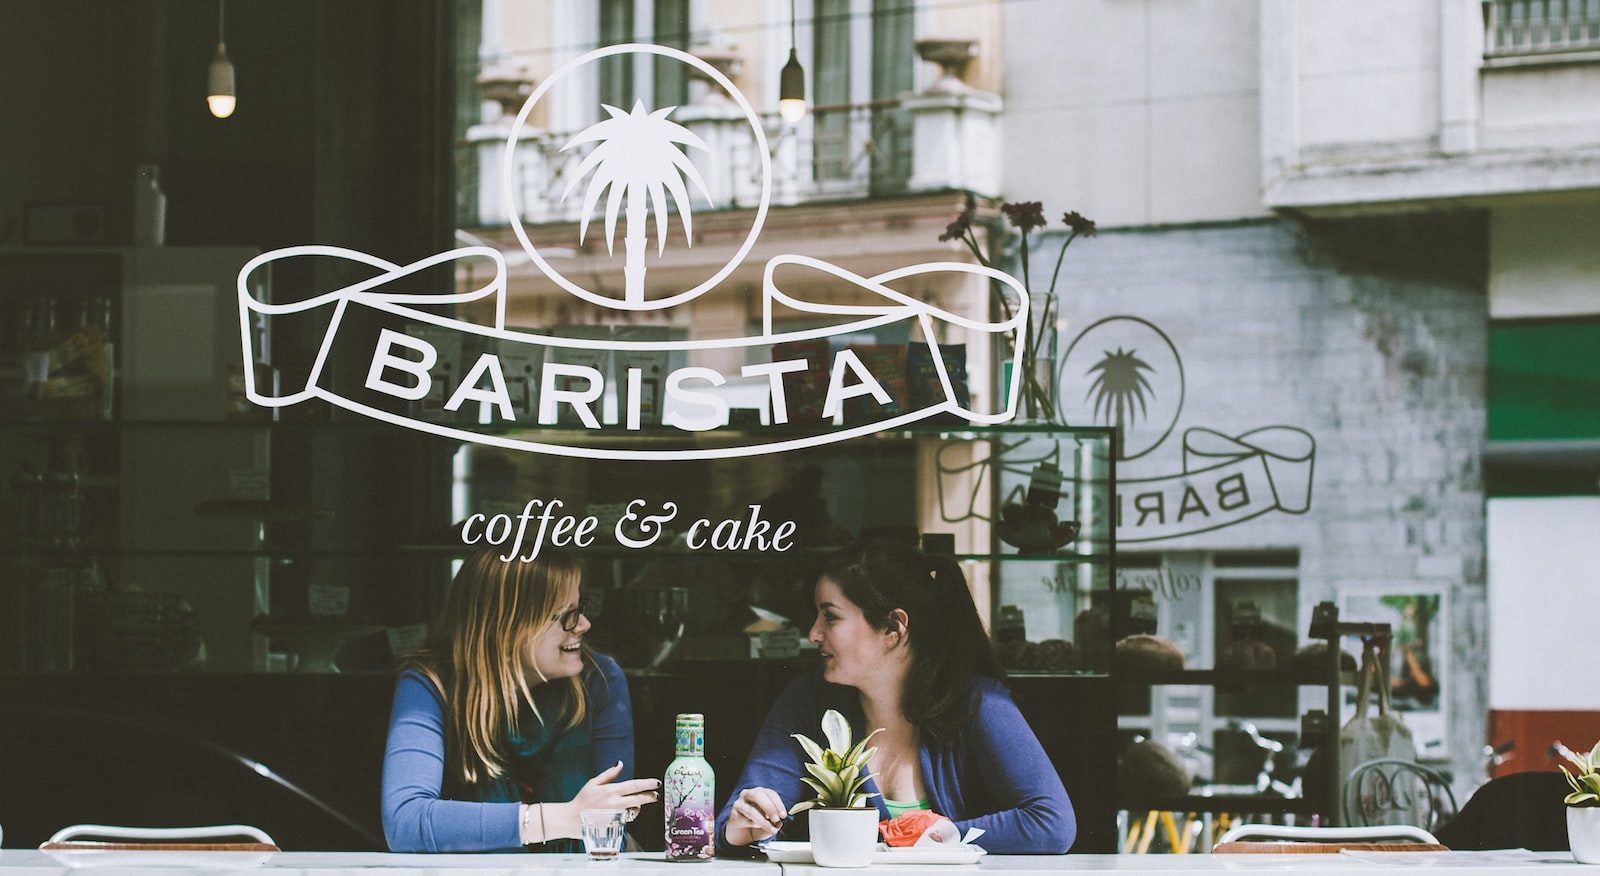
[714,672,1075,855]
[380,654,634,852]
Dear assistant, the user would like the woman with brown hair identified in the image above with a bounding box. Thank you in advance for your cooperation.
[716,540,1074,854]
[381,548,658,851]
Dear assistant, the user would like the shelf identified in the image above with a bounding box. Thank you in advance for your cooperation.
[1120,795,1322,815]
[0,548,401,560]
[1000,670,1112,678]
[989,552,1112,563]
[194,499,334,521]
[401,544,1114,563]
[1116,668,1360,687]
[0,417,1115,442]
[0,545,1115,563]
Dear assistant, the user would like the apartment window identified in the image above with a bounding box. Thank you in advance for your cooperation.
[812,0,852,181]
[869,0,914,192]
[810,0,915,190]
[600,0,635,109]
[1483,0,1600,64]
[653,0,690,108]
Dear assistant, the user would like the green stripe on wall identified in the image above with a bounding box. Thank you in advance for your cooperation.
[1488,319,1600,442]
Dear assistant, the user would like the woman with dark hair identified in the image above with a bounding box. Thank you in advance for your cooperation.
[715,540,1075,855]
[381,548,659,851]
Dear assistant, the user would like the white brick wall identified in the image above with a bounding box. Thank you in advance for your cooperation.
[1036,219,1489,788]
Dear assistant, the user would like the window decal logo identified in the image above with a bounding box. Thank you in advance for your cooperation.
[936,316,1316,543]
[236,44,1028,459]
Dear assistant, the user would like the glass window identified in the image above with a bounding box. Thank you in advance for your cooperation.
[653,0,690,108]
[868,0,913,192]
[600,0,635,109]
[812,0,852,181]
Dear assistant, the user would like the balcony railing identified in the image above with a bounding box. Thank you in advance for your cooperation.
[459,99,921,228]
[1484,0,1600,62]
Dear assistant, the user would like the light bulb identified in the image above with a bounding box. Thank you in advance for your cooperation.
[778,47,806,124]
[208,43,236,118]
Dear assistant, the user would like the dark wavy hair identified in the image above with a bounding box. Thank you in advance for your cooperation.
[815,540,1006,744]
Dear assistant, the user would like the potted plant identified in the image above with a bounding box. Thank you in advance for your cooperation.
[788,710,883,868]
[1560,741,1600,863]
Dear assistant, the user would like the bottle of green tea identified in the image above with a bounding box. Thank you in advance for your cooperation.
[664,713,713,861]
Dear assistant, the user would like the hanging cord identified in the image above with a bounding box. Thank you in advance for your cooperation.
[218,0,226,45]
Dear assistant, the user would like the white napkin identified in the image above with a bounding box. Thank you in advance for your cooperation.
[912,820,985,850]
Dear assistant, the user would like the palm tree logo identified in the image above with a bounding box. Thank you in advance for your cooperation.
[560,100,714,307]
[1086,347,1155,457]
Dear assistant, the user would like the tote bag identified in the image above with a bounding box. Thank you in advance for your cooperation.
[1337,637,1420,826]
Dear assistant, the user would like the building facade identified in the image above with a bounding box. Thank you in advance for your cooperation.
[459,0,1600,803]
[1003,0,1599,793]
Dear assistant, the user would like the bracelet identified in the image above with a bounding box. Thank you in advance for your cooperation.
[520,803,551,846]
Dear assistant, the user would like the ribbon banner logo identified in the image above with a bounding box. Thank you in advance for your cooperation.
[1061,316,1316,543]
[236,44,1028,460]
[935,316,1316,542]
[1111,425,1315,542]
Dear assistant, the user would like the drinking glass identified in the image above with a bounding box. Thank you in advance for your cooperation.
[580,808,626,861]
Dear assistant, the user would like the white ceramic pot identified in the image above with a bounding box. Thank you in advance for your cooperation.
[809,807,879,868]
[1572,806,1600,864]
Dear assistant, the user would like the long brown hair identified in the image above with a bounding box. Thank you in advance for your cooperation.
[401,547,588,788]
[817,540,1006,744]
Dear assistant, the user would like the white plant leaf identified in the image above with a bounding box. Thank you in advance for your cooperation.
[822,709,852,754]
[805,761,845,802]
[792,732,824,765]
[844,727,884,765]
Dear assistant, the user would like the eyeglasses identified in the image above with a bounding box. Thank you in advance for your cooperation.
[555,596,592,632]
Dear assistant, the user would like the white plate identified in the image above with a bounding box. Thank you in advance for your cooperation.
[761,841,985,865]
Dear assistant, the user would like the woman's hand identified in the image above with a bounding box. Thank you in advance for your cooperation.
[545,762,660,840]
[726,787,787,846]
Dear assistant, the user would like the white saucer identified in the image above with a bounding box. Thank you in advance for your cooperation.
[761,840,986,865]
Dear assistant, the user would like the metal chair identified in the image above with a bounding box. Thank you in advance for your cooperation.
[1343,757,1458,832]
[1214,823,1445,853]
[40,824,280,852]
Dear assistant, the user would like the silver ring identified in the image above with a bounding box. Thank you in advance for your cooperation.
[624,806,640,823]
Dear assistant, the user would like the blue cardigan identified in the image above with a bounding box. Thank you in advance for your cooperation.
[380,654,634,852]
[714,672,1075,855]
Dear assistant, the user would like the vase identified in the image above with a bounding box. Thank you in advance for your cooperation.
[808,807,878,868]
[1572,806,1600,864]
[1001,291,1059,423]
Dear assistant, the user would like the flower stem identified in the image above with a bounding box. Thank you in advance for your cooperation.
[964,226,1015,322]
[1045,231,1080,301]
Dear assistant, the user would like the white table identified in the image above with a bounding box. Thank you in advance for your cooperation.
[784,851,1595,874]
[0,851,775,874]
[0,850,1593,875]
